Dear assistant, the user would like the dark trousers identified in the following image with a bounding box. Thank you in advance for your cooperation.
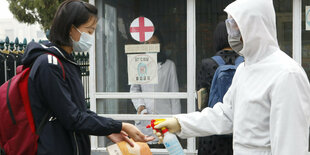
[198,135,233,155]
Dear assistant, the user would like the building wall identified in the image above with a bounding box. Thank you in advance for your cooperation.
[0,18,46,42]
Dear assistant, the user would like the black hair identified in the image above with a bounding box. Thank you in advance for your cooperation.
[152,30,167,64]
[49,0,97,46]
[213,21,230,51]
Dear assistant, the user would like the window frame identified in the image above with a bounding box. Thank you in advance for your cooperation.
[89,0,196,154]
[89,0,302,154]
[293,0,302,64]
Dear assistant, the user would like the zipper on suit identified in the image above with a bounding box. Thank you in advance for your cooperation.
[73,132,79,155]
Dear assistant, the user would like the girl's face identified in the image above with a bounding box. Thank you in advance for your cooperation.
[70,16,97,42]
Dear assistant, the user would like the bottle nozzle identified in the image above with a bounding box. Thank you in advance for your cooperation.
[146,119,166,133]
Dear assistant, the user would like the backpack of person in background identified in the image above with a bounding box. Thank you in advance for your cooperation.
[208,56,244,108]
[0,53,65,155]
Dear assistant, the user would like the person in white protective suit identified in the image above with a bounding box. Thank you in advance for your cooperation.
[154,0,310,154]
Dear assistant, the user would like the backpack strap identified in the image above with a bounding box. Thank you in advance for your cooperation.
[46,53,66,80]
[6,79,16,125]
[234,56,244,66]
[211,56,226,66]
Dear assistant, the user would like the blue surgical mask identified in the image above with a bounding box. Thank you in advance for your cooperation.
[71,27,94,52]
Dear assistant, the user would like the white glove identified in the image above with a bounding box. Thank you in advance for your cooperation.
[154,117,181,133]
[154,117,181,144]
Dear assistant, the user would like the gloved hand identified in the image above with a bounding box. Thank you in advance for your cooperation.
[153,117,181,144]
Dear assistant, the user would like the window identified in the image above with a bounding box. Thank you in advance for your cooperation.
[196,0,293,82]
[302,0,310,80]
[91,0,196,154]
[95,0,187,93]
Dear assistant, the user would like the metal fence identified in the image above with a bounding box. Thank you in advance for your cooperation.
[0,37,90,108]
[73,52,90,108]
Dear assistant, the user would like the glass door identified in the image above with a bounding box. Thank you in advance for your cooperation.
[90,0,196,154]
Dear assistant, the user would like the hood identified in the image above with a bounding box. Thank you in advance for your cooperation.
[21,41,76,67]
[224,0,280,66]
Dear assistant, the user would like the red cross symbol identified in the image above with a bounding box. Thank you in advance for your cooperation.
[130,17,154,42]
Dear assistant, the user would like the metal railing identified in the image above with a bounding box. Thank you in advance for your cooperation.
[0,37,25,84]
[73,52,90,108]
[0,37,90,108]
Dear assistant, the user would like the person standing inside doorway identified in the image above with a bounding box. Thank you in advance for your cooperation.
[130,30,181,146]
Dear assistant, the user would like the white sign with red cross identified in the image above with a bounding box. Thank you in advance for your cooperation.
[130,17,154,42]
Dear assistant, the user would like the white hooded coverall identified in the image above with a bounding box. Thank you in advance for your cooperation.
[175,0,310,155]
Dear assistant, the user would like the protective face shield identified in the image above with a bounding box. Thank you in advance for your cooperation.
[225,18,243,54]
[71,26,94,52]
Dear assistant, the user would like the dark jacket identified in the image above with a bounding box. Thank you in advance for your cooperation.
[22,42,122,155]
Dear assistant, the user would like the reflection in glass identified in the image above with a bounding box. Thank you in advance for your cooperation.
[96,2,119,114]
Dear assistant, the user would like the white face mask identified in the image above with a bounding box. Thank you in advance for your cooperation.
[225,18,243,54]
[71,27,94,52]
[228,34,243,54]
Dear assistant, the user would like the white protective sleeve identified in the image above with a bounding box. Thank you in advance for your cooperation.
[175,87,234,138]
[130,84,145,111]
[269,71,310,155]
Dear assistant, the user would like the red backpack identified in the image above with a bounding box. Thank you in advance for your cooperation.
[0,53,65,155]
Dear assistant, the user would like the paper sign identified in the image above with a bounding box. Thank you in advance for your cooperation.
[125,44,160,53]
[128,53,158,85]
[306,6,310,31]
